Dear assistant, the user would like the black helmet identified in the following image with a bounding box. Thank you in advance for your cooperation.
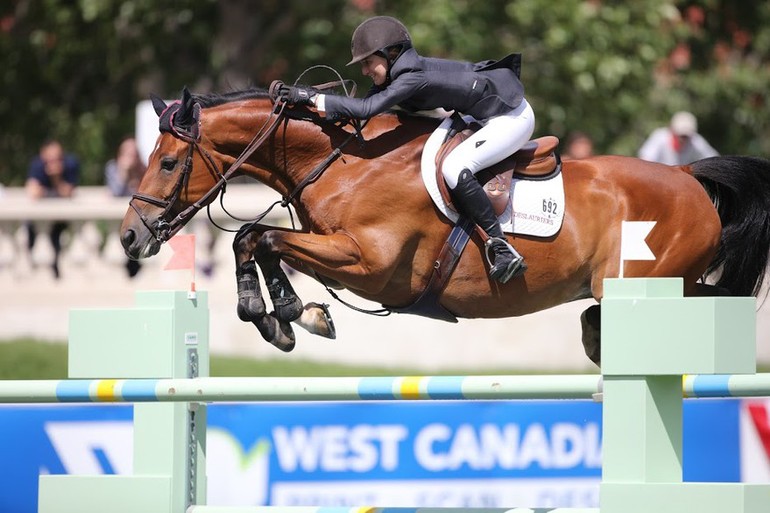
[348,16,412,66]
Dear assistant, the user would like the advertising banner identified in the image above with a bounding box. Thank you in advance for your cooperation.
[0,399,743,513]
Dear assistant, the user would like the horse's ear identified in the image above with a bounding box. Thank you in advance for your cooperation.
[176,86,195,126]
[181,86,193,109]
[151,94,167,117]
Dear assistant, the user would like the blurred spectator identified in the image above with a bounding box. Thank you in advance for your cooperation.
[562,131,594,159]
[105,137,145,196]
[105,137,146,277]
[25,139,80,279]
[638,111,719,165]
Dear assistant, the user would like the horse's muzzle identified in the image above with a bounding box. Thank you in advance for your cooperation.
[121,227,161,260]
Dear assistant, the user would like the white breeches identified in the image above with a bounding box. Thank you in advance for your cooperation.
[442,99,535,189]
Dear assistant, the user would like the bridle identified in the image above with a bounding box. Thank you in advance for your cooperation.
[130,73,362,245]
[129,99,288,243]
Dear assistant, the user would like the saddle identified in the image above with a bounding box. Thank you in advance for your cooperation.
[388,125,560,322]
[435,129,560,215]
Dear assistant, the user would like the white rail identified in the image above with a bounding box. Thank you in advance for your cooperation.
[0,184,290,276]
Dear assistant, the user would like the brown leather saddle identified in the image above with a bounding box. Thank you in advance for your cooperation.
[435,131,560,215]
[386,127,561,322]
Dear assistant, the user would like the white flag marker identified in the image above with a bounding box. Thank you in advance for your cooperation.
[619,221,656,278]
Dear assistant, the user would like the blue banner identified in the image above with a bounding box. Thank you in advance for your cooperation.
[0,399,740,513]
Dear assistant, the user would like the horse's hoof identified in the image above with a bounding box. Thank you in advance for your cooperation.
[253,313,295,352]
[295,302,336,339]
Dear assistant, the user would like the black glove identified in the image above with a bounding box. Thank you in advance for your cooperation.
[279,85,316,106]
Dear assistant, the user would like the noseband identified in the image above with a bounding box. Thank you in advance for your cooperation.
[129,99,287,243]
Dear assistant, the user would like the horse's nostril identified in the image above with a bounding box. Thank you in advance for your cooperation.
[121,229,135,249]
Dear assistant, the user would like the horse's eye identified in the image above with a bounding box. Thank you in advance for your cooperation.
[160,157,177,171]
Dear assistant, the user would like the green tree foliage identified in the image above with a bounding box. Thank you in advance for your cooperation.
[1,1,768,186]
[0,0,218,185]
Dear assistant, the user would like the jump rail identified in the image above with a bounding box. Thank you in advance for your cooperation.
[13,279,770,513]
[2,373,770,403]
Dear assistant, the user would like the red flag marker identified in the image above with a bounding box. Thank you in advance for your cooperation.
[165,234,197,298]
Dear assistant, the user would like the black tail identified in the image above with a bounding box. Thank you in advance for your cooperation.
[691,155,770,296]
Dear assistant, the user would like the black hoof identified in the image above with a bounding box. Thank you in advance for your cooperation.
[253,313,295,352]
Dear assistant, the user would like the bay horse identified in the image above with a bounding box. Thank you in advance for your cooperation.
[120,87,770,365]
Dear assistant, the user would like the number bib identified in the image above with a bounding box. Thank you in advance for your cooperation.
[499,170,565,237]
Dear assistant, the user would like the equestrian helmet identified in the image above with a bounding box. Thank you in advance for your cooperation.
[348,16,412,66]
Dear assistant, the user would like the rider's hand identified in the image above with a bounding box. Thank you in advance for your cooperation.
[280,85,317,106]
[269,80,317,106]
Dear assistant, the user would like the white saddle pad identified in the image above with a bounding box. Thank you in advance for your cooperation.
[421,117,565,237]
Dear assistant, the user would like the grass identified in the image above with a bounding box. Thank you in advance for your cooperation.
[0,339,546,379]
[2,339,767,380]
[0,339,422,379]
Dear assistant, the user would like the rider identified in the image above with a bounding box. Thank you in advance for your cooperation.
[276,16,534,283]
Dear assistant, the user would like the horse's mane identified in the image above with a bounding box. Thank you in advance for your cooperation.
[189,86,439,135]
[192,88,270,108]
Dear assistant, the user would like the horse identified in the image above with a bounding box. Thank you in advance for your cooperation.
[120,87,770,365]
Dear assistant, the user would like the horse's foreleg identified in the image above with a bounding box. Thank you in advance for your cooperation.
[254,238,304,324]
[232,225,298,351]
[232,227,267,322]
[254,229,373,338]
[253,231,337,339]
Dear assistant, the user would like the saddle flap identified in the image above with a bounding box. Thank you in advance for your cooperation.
[435,130,560,217]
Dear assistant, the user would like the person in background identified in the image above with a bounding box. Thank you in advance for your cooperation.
[638,111,719,165]
[25,139,80,279]
[105,136,146,277]
[105,137,146,197]
[561,131,594,160]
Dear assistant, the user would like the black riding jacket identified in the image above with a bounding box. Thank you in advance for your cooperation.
[322,48,525,121]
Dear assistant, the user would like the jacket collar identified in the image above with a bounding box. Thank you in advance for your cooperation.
[388,47,420,82]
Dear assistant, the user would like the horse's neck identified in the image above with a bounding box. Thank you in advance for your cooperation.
[204,101,321,194]
[207,102,436,205]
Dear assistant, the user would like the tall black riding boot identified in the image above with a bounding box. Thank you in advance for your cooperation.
[450,169,527,283]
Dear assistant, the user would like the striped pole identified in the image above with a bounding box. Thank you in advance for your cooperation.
[2,374,770,404]
[0,375,602,403]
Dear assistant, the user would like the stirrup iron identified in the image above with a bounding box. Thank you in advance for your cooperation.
[484,237,527,283]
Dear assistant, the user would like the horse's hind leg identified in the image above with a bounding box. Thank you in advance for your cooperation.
[580,304,601,367]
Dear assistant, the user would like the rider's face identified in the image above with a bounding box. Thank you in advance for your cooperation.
[360,54,388,86]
